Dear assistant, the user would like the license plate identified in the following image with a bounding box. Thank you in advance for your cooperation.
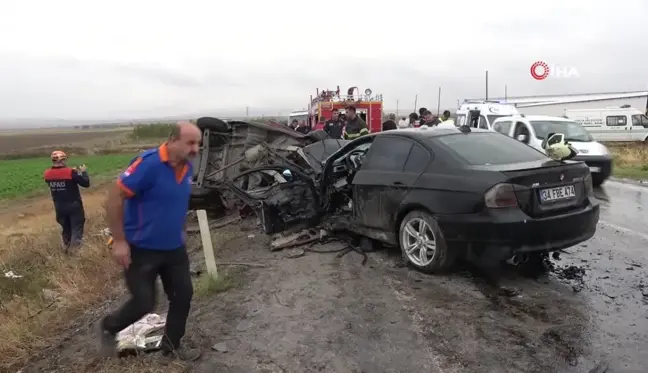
[589,166,601,173]
[539,185,576,203]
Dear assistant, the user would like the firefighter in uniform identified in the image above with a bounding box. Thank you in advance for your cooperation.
[343,105,369,139]
[44,151,90,251]
[324,109,344,139]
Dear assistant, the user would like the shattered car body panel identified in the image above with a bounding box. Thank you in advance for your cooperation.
[190,117,351,234]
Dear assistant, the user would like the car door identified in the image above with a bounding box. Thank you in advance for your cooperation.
[478,115,489,130]
[631,114,648,140]
[511,121,531,145]
[351,136,420,230]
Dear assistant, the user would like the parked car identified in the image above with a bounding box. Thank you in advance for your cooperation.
[192,118,600,273]
[491,115,613,186]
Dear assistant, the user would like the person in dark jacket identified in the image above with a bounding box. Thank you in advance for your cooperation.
[408,112,419,127]
[421,110,441,126]
[382,113,397,131]
[44,150,90,251]
[324,109,344,139]
[343,105,369,139]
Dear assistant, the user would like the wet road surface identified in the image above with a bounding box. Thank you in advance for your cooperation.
[572,180,648,372]
[24,179,648,373]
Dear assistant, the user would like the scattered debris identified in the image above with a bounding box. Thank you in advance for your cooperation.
[284,248,305,259]
[554,265,586,281]
[42,289,58,302]
[4,270,22,278]
[211,342,228,353]
[116,313,166,352]
[270,229,326,251]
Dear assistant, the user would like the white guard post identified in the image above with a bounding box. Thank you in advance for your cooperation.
[196,209,218,278]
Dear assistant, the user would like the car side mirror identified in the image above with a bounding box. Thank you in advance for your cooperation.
[516,134,528,143]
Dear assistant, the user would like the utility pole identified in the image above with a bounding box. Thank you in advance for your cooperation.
[396,100,399,116]
[246,106,249,117]
[505,84,508,102]
[485,71,489,100]
[414,94,418,112]
[436,87,441,116]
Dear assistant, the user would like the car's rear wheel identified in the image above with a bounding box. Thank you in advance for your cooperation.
[398,210,455,273]
[592,174,606,187]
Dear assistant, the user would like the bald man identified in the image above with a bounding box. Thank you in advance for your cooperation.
[98,122,202,361]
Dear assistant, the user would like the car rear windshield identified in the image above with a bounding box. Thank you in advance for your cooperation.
[435,132,548,165]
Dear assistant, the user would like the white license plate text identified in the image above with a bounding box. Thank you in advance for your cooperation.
[539,185,576,202]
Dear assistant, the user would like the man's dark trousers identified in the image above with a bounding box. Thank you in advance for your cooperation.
[102,244,193,351]
[55,201,85,249]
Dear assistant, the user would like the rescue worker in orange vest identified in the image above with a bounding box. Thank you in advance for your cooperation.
[343,105,369,139]
[44,151,90,251]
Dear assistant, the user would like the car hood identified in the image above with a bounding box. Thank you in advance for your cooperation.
[566,140,609,157]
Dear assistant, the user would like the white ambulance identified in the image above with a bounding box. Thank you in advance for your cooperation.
[456,100,521,130]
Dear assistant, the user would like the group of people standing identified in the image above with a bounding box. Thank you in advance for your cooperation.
[291,105,455,140]
[293,105,369,140]
[397,108,453,129]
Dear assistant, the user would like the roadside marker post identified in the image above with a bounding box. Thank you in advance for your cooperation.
[196,209,218,278]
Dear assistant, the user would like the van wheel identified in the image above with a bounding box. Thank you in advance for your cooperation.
[398,210,455,274]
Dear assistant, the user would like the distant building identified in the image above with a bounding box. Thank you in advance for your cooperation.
[465,91,648,116]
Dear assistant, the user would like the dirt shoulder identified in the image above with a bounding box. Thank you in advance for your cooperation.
[0,183,111,249]
[21,220,604,373]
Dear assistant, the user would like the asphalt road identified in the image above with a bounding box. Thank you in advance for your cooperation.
[24,179,648,373]
[185,180,648,373]
[573,180,648,372]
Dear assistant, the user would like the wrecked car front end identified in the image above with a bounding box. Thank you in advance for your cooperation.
[190,117,350,234]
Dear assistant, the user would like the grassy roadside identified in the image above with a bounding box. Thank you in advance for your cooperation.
[0,210,120,370]
[0,153,138,201]
[609,144,648,181]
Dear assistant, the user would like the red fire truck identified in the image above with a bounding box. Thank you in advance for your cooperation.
[305,86,384,133]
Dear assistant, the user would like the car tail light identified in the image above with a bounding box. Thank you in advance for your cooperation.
[484,183,518,208]
[583,173,594,198]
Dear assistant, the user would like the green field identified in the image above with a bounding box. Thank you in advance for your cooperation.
[0,153,137,200]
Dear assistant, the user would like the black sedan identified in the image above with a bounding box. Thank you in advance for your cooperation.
[191,119,599,274]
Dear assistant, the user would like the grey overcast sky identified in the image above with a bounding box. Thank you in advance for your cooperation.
[0,0,647,120]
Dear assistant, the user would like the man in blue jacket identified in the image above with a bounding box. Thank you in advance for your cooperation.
[97,122,202,361]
